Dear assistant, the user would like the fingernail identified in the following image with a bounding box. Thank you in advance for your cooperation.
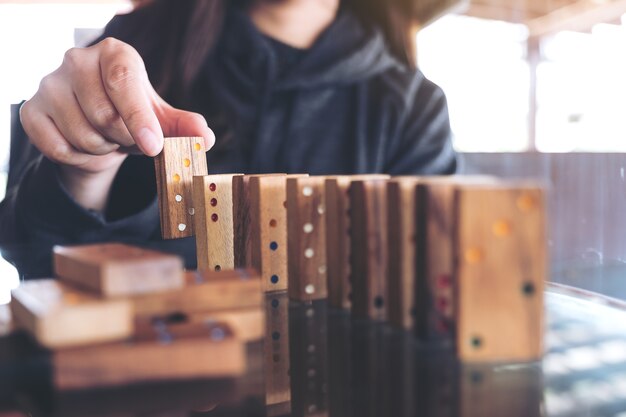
[138,128,162,156]
[205,127,216,150]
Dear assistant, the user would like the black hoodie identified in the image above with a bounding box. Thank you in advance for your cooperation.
[0,3,457,273]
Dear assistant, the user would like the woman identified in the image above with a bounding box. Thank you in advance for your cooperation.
[0,0,456,264]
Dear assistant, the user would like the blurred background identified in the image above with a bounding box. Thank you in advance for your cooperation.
[1,0,626,302]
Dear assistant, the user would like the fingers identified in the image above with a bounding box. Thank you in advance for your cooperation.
[98,38,163,156]
[154,98,216,151]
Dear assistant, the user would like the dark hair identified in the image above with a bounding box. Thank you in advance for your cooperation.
[142,0,417,104]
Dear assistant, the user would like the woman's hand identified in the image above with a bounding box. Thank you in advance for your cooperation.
[20,37,215,212]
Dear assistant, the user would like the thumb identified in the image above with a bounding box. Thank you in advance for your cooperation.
[154,102,216,152]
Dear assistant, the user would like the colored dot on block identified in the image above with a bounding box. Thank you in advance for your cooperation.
[374,296,384,309]
[211,214,218,222]
[470,336,483,349]
[270,242,278,251]
[178,223,187,232]
[272,331,280,341]
[305,284,315,295]
[492,220,512,237]
[303,223,314,233]
[183,158,191,167]
[437,297,449,311]
[210,198,218,207]
[517,193,537,212]
[173,174,181,183]
[464,247,484,264]
[214,265,221,272]
[302,186,313,197]
[304,248,314,258]
[269,219,277,227]
[438,274,452,288]
[209,183,216,192]
[271,299,279,308]
[194,143,202,151]
[271,275,279,284]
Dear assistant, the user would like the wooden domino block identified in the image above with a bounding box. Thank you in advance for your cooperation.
[287,177,328,301]
[455,184,546,362]
[155,137,208,239]
[53,243,184,297]
[10,280,132,349]
[264,292,291,410]
[53,320,245,390]
[387,177,422,330]
[349,179,389,321]
[249,175,307,292]
[193,174,243,272]
[131,269,262,318]
[325,175,389,310]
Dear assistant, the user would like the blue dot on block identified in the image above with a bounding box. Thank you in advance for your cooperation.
[271,299,279,308]
[271,275,279,284]
[272,331,280,341]
[270,241,278,251]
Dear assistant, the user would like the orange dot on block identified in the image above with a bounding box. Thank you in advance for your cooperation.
[194,143,202,151]
[517,193,537,212]
[492,220,512,237]
[183,158,191,167]
[173,174,181,183]
[464,247,484,264]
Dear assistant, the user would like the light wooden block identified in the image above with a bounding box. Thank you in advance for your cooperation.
[155,136,208,239]
[53,243,184,297]
[325,175,389,310]
[10,280,132,349]
[455,184,546,362]
[349,179,389,321]
[131,269,262,318]
[287,177,328,301]
[163,308,265,342]
[387,177,422,330]
[193,174,243,272]
[249,175,307,292]
[53,320,245,390]
[264,292,291,409]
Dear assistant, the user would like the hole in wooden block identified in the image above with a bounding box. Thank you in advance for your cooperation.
[272,331,281,341]
[304,248,314,258]
[214,265,221,272]
[517,193,537,212]
[178,223,187,232]
[269,219,277,228]
[210,198,217,207]
[173,174,181,183]
[302,186,313,197]
[211,213,218,222]
[209,183,216,192]
[317,204,325,214]
[271,275,279,284]
[271,299,279,308]
[470,336,483,349]
[492,220,512,237]
[188,208,195,216]
[374,296,384,309]
[183,158,191,167]
[305,284,315,295]
[303,223,314,233]
[464,248,484,264]
[522,282,536,296]
[175,194,182,202]
[270,242,278,251]
[194,143,202,151]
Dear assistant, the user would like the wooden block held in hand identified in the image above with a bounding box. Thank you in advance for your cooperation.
[10,280,132,349]
[131,269,262,318]
[349,179,389,321]
[155,137,208,239]
[54,320,245,390]
[287,177,328,301]
[325,175,389,310]
[455,184,546,362]
[53,243,184,297]
[193,174,243,272]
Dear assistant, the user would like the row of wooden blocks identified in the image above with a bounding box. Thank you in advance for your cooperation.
[155,137,546,362]
[10,243,264,389]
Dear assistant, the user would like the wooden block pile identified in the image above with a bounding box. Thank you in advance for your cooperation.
[153,137,547,363]
[9,242,263,390]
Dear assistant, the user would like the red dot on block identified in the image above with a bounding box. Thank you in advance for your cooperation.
[438,274,452,289]
[209,183,216,192]
[210,198,218,207]
[437,297,449,311]
[211,214,219,222]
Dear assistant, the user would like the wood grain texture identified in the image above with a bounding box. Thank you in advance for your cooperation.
[131,269,262,318]
[155,137,208,239]
[249,175,307,292]
[193,174,242,272]
[387,177,422,330]
[287,177,328,301]
[349,179,389,321]
[325,175,389,310]
[54,321,245,390]
[264,292,291,408]
[455,184,546,362]
[53,243,184,297]
[10,279,132,349]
